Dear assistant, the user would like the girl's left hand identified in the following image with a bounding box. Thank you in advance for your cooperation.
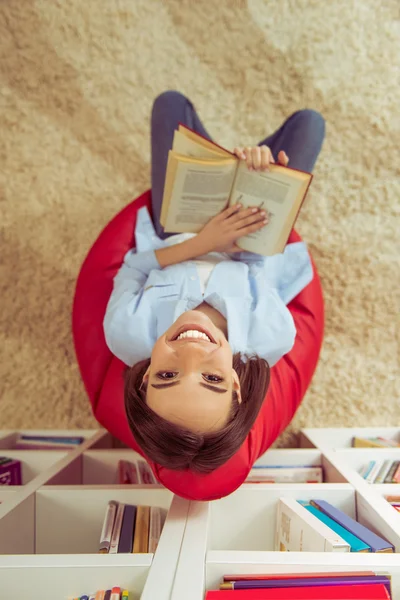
[233,146,289,171]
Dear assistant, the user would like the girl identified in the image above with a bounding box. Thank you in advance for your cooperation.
[104,91,325,481]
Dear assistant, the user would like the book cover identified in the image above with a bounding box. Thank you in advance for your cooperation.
[132,505,150,553]
[18,434,84,444]
[118,504,137,553]
[275,498,350,552]
[138,460,156,484]
[310,499,394,553]
[220,575,391,594]
[298,502,370,552]
[246,466,323,484]
[353,437,391,448]
[148,506,167,553]
[384,461,399,484]
[205,583,391,599]
[374,460,394,484]
[365,460,385,484]
[109,502,125,554]
[0,459,22,485]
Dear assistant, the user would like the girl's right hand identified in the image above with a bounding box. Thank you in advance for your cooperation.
[194,204,268,254]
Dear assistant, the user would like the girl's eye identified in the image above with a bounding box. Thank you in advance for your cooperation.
[156,371,178,380]
[203,373,224,383]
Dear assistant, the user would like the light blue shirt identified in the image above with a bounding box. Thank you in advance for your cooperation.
[103,207,313,367]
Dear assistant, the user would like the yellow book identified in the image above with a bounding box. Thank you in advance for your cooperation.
[160,124,313,256]
[132,505,150,553]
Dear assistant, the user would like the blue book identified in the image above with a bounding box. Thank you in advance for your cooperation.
[298,501,370,552]
[310,499,394,553]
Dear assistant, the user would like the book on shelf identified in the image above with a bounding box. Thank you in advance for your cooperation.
[14,433,84,450]
[118,459,157,484]
[0,458,22,485]
[206,576,391,598]
[310,499,394,553]
[385,496,400,513]
[275,498,350,552]
[68,587,130,600]
[352,436,400,448]
[298,501,370,552]
[159,124,313,256]
[246,465,323,484]
[99,501,166,554]
[208,572,392,599]
[360,459,400,484]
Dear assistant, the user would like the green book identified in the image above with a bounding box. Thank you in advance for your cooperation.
[298,501,371,552]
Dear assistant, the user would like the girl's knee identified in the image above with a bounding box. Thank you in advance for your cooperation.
[292,109,325,133]
[152,90,188,111]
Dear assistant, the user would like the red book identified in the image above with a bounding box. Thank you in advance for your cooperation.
[205,583,391,599]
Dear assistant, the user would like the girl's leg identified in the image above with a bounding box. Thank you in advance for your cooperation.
[151,91,213,238]
[258,109,325,173]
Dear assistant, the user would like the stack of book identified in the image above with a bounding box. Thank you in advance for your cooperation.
[275,498,394,553]
[205,572,393,598]
[352,436,400,448]
[67,587,130,600]
[99,501,166,554]
[0,457,22,485]
[14,434,85,450]
[246,465,323,484]
[359,460,400,484]
[385,496,400,513]
[117,459,157,484]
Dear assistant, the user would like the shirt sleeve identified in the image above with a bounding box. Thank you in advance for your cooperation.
[103,249,161,365]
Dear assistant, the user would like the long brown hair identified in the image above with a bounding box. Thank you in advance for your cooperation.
[124,354,270,474]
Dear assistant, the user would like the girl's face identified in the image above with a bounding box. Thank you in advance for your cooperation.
[142,311,242,433]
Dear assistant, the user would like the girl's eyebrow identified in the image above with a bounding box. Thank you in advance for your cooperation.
[151,381,228,394]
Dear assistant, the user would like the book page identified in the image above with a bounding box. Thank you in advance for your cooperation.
[163,154,237,233]
[230,161,308,255]
[173,130,225,159]
[178,124,232,157]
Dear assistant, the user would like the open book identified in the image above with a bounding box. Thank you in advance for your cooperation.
[160,124,313,256]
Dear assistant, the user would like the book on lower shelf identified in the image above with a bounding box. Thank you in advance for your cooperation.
[246,465,323,484]
[99,500,167,554]
[0,458,22,485]
[118,459,157,484]
[205,572,392,599]
[14,434,85,450]
[67,586,130,600]
[275,498,394,553]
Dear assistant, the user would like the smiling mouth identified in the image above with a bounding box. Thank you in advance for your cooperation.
[170,325,216,344]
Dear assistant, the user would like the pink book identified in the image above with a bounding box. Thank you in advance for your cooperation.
[0,460,22,485]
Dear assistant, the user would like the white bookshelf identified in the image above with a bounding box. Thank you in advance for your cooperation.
[0,427,399,600]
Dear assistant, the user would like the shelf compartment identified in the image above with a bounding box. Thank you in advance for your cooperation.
[0,429,113,450]
[252,449,347,483]
[82,450,152,485]
[35,486,174,555]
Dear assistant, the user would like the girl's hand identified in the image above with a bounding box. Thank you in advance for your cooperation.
[194,204,268,254]
[233,146,289,170]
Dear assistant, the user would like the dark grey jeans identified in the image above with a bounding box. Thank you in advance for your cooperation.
[151,91,325,239]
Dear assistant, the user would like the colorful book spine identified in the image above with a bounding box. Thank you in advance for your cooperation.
[310,499,394,553]
[118,504,137,553]
[133,505,150,553]
[137,460,156,484]
[220,575,391,593]
[275,498,350,552]
[298,502,370,552]
[0,459,22,485]
[109,502,125,554]
[205,583,391,599]
[223,571,376,581]
[374,460,394,484]
[365,460,385,484]
[384,461,399,483]
[148,506,167,553]
[98,500,118,553]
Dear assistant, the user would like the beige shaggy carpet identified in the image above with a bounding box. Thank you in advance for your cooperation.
[1,0,399,444]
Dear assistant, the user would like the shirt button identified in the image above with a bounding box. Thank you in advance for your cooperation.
[190,276,196,281]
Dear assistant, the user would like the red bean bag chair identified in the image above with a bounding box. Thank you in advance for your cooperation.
[72,191,324,501]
